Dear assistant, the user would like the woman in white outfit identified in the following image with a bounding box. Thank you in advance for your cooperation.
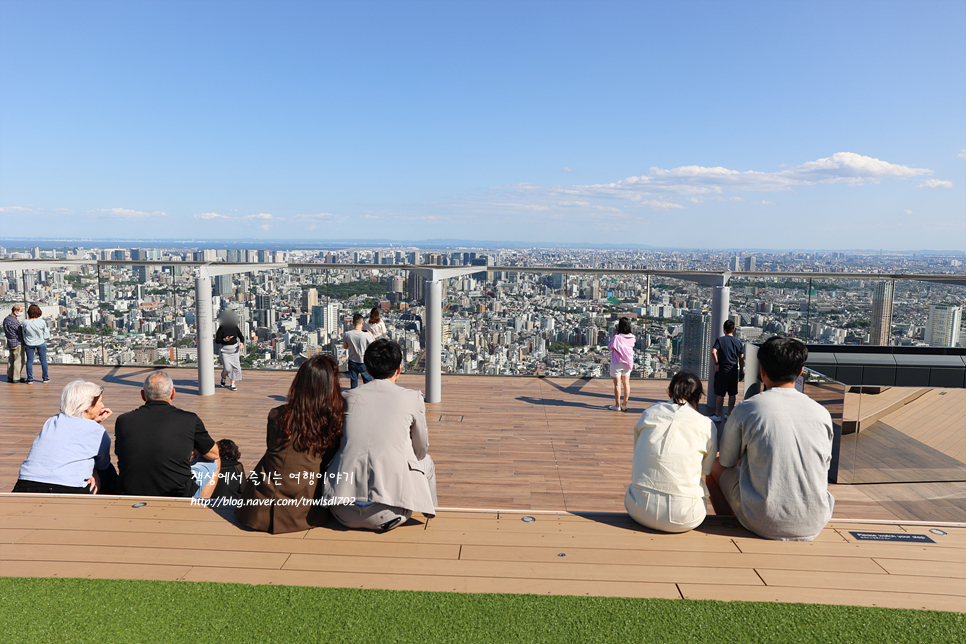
[362,307,387,340]
[625,370,717,533]
[214,311,244,391]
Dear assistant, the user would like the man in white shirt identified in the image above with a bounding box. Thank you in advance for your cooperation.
[342,313,373,388]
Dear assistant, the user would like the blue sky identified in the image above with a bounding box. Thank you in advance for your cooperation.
[1,0,964,249]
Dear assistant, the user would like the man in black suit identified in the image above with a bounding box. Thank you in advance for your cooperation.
[115,370,219,497]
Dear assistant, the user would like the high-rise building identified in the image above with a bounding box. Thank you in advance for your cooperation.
[925,305,963,347]
[311,302,340,335]
[214,274,232,297]
[255,294,272,310]
[742,256,756,272]
[301,288,319,311]
[255,308,276,329]
[407,273,425,303]
[682,312,712,380]
[869,281,894,346]
[728,256,740,271]
[133,265,148,283]
[98,282,114,301]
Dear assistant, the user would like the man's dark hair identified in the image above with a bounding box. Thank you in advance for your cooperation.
[352,313,364,325]
[757,336,807,384]
[364,338,403,379]
[723,320,735,334]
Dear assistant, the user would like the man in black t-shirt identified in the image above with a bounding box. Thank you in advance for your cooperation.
[710,320,744,422]
[115,371,219,497]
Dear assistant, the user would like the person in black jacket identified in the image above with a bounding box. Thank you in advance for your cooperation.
[215,311,245,391]
[114,370,219,497]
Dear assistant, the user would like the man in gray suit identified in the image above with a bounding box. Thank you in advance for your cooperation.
[323,338,437,532]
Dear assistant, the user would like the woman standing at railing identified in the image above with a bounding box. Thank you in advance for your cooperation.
[22,304,50,384]
[363,306,387,340]
[607,317,635,411]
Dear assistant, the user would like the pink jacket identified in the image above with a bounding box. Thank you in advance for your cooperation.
[608,333,635,366]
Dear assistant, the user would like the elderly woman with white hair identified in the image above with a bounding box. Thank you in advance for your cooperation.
[13,380,114,494]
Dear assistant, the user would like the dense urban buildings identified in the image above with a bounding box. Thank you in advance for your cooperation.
[1,244,964,379]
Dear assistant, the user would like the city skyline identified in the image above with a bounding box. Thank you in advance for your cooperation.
[2,1,964,249]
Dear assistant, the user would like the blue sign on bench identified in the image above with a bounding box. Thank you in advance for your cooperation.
[849,531,935,543]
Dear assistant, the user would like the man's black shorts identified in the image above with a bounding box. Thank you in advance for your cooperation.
[714,368,739,397]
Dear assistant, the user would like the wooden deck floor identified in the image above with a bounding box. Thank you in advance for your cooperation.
[1,495,963,612]
[2,367,964,611]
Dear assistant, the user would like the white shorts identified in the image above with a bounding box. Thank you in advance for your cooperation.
[611,362,632,377]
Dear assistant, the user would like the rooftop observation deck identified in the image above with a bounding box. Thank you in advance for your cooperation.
[2,367,964,612]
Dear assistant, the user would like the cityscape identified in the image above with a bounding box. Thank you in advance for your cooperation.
[2,242,963,381]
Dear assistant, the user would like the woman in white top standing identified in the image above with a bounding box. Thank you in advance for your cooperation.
[625,370,717,533]
[362,307,387,340]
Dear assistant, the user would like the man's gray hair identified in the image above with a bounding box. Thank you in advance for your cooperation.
[61,380,104,418]
[143,370,174,401]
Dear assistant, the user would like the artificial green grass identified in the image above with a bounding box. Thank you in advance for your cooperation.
[0,577,961,644]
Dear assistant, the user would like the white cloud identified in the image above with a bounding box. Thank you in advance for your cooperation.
[904,209,916,215]
[478,152,933,216]
[194,212,232,220]
[293,212,339,221]
[0,205,33,213]
[245,212,274,220]
[561,167,573,173]
[639,200,683,210]
[916,179,953,189]
[92,208,167,219]
[260,224,271,231]
[959,148,966,159]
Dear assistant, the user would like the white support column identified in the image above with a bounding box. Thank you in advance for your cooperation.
[708,284,731,401]
[196,271,215,397]
[424,278,443,403]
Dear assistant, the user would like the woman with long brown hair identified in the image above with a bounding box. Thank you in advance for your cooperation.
[236,354,345,534]
[362,306,387,340]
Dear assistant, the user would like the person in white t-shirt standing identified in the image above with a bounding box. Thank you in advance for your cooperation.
[343,313,374,389]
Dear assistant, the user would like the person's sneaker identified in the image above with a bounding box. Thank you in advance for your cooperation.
[25,380,34,385]
[42,379,50,384]
[229,385,238,391]
[709,415,722,422]
[221,378,226,387]
[607,405,622,411]
[19,379,27,383]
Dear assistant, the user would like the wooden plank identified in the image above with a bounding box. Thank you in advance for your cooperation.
[181,566,683,598]
[15,529,462,560]
[0,543,291,570]
[679,584,966,613]
[732,539,966,563]
[282,552,765,585]
[755,569,964,597]
[0,529,34,544]
[0,560,192,582]
[872,557,966,579]
[459,544,885,574]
